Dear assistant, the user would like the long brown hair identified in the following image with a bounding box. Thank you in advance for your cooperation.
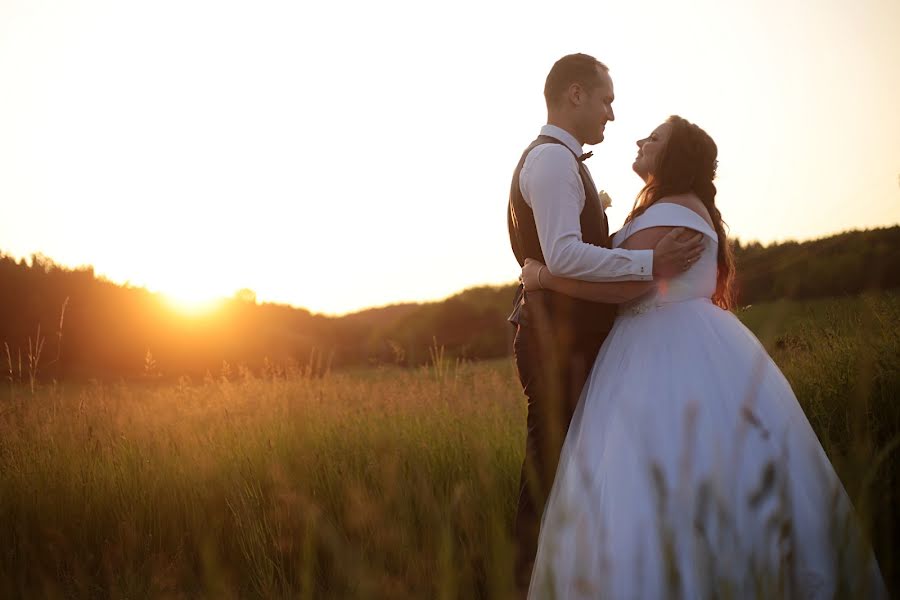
[626,115,736,309]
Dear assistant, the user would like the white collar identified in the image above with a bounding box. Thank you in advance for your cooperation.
[540,124,583,157]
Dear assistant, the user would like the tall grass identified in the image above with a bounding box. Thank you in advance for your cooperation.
[0,356,524,598]
[0,291,897,598]
[743,291,900,595]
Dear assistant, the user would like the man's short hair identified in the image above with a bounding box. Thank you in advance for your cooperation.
[544,53,609,108]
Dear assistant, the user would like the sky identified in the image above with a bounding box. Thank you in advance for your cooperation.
[1,0,899,315]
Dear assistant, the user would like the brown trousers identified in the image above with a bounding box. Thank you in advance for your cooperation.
[511,312,602,591]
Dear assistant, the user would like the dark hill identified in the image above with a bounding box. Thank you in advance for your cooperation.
[2,226,897,379]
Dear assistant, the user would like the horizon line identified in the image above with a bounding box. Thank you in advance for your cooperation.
[4,223,898,318]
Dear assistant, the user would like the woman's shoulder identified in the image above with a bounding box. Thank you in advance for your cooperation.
[653,194,714,229]
[614,196,718,248]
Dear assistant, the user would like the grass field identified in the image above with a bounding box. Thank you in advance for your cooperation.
[1,292,898,598]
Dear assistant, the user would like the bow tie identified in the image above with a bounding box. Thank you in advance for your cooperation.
[578,151,593,162]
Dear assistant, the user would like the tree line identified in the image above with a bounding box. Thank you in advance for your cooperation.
[2,226,898,380]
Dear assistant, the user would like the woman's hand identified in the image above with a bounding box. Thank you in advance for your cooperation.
[521,258,546,292]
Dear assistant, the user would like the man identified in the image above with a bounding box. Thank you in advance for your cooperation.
[507,53,704,590]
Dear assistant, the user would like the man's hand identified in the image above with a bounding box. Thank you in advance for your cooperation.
[652,227,705,278]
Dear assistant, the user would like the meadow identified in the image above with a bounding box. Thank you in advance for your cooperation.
[1,291,898,599]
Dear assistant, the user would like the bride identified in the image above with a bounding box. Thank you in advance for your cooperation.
[522,116,887,599]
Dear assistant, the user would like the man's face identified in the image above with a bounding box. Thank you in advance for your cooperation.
[580,68,615,145]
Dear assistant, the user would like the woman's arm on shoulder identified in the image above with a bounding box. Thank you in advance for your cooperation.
[522,227,675,303]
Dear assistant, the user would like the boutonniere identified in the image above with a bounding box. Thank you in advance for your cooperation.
[599,190,613,210]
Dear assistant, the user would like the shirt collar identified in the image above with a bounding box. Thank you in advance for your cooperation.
[540,124,583,157]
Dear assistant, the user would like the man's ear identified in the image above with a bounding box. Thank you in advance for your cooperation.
[568,82,585,107]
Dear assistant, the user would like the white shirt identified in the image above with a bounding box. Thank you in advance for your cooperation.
[519,124,653,282]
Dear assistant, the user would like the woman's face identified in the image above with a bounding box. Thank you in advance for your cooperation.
[632,122,673,181]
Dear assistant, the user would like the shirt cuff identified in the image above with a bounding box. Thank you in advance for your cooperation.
[632,249,654,281]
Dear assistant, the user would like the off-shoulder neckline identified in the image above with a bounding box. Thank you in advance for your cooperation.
[652,202,714,227]
[613,202,719,247]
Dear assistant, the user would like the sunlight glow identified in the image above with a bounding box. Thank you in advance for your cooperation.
[1,0,898,314]
[150,269,233,316]
[162,291,225,317]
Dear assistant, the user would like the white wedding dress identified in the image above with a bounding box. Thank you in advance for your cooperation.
[528,203,886,599]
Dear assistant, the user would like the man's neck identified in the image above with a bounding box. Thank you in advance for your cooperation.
[545,117,582,146]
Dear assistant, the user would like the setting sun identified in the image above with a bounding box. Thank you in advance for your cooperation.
[162,292,224,316]
[148,270,234,315]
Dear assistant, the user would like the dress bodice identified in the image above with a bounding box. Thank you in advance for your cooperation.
[612,203,718,314]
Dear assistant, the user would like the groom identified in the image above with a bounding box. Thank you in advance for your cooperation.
[507,53,704,590]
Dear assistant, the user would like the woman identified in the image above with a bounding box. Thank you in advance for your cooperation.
[523,116,886,599]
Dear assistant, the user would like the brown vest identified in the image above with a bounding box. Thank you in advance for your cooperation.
[507,135,618,342]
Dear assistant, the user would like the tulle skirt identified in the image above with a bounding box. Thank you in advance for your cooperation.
[528,298,886,599]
